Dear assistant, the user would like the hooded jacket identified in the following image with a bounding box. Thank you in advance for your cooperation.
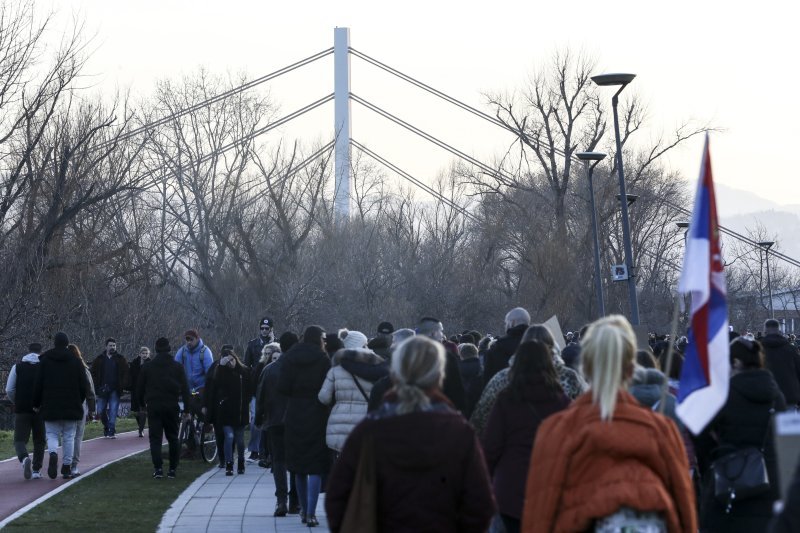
[761,333,800,405]
[483,323,528,385]
[174,339,214,392]
[318,348,387,451]
[207,360,251,427]
[325,390,495,532]
[6,353,41,413]
[277,341,331,475]
[629,368,679,422]
[694,369,787,533]
[522,390,697,533]
[33,346,89,421]
[137,351,190,411]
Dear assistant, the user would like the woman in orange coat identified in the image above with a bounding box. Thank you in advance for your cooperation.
[522,315,697,532]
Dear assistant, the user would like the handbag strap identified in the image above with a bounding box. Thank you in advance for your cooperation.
[348,371,370,402]
[759,397,776,453]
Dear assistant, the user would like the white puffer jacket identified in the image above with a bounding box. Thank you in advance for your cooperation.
[318,348,386,452]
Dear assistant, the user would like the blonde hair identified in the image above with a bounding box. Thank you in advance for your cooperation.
[260,342,281,364]
[390,336,445,415]
[581,315,636,421]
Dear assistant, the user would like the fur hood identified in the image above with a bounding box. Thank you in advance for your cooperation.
[331,348,384,367]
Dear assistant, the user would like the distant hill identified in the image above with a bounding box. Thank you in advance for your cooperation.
[683,182,800,265]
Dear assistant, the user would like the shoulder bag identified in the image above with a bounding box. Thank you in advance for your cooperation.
[711,400,775,513]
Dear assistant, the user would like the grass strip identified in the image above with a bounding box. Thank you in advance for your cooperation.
[1,418,140,460]
[4,446,213,532]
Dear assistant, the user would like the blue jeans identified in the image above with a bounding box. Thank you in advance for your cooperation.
[96,390,119,435]
[295,474,322,517]
[247,398,260,453]
[223,426,245,464]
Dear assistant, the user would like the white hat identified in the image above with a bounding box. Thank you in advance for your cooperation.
[341,330,368,350]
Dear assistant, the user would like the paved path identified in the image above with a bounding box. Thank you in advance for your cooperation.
[0,429,152,523]
[159,464,328,532]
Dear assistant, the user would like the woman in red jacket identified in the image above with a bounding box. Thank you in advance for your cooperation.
[325,336,495,532]
[522,315,697,532]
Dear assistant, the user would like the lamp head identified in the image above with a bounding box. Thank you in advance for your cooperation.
[757,241,775,249]
[676,221,690,229]
[592,73,636,86]
[576,151,607,162]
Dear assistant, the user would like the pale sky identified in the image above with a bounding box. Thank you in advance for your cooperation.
[44,0,800,206]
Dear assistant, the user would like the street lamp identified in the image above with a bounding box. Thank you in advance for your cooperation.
[577,151,607,318]
[758,241,775,318]
[676,221,690,244]
[616,194,639,207]
[593,72,640,325]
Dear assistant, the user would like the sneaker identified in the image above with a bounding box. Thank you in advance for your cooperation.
[61,464,72,479]
[109,433,116,439]
[23,456,32,480]
[247,451,259,462]
[153,468,163,479]
[167,469,176,479]
[288,502,301,515]
[71,465,81,476]
[307,516,319,527]
[31,471,42,479]
[274,502,288,517]
[257,459,268,468]
[47,452,58,479]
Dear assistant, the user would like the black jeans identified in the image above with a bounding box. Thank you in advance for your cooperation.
[147,405,180,470]
[268,426,297,505]
[14,412,45,471]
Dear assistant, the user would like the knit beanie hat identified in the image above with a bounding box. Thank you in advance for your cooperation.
[341,330,368,350]
[54,332,69,348]
[155,337,171,353]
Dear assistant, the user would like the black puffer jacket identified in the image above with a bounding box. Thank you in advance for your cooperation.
[695,369,787,533]
[208,361,250,427]
[136,351,190,411]
[33,347,88,421]
[459,358,483,419]
[278,341,331,475]
[762,333,800,406]
[483,324,527,386]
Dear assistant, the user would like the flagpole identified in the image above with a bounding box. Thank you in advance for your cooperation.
[659,294,682,414]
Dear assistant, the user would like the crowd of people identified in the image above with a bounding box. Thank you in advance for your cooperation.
[6,310,800,531]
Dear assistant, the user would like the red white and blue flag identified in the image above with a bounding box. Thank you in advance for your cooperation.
[676,135,730,435]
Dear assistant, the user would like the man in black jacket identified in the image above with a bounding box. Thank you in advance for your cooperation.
[243,317,275,461]
[762,319,800,407]
[33,332,89,479]
[256,344,299,516]
[5,343,45,479]
[137,337,190,479]
[483,307,531,386]
[90,338,130,438]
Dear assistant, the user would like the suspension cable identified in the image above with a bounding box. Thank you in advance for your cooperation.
[99,48,334,151]
[351,93,521,187]
[138,94,334,185]
[350,53,800,271]
[351,139,480,223]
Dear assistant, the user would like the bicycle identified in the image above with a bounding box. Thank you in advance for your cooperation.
[178,398,217,464]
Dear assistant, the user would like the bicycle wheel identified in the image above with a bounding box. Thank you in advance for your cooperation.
[199,422,218,464]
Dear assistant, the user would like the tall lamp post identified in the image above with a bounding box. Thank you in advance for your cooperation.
[758,241,775,318]
[592,72,640,325]
[577,151,607,318]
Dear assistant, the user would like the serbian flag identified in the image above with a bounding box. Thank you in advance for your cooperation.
[676,134,730,435]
